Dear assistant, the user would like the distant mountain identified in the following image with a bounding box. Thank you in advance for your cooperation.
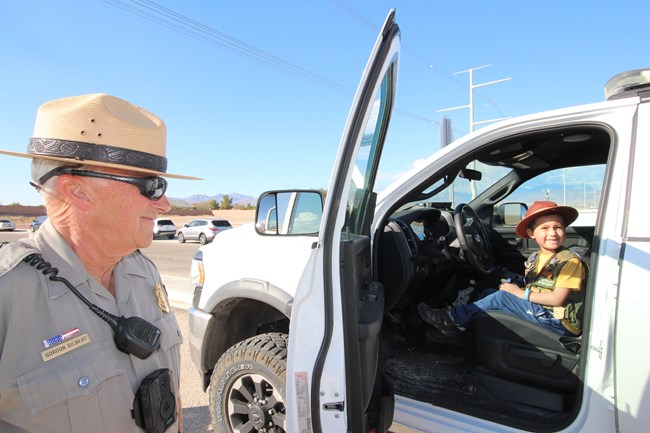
[169,193,256,208]
[183,194,213,204]
[167,197,194,208]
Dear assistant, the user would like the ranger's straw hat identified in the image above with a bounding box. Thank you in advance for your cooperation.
[515,200,579,238]
[0,93,199,179]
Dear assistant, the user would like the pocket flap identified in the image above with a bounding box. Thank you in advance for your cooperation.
[17,342,124,417]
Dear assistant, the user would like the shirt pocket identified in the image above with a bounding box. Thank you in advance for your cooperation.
[155,312,183,353]
[17,342,135,433]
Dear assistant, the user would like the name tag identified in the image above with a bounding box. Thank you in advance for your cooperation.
[41,333,92,362]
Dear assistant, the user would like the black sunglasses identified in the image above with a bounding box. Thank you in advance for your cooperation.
[49,168,168,201]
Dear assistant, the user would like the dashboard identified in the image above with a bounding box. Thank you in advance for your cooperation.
[380,205,458,311]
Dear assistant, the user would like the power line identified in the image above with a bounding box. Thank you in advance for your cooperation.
[329,0,509,120]
[102,0,439,125]
[328,0,380,32]
[102,0,353,96]
[329,0,452,82]
[328,0,483,132]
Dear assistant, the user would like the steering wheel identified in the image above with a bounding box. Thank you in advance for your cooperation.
[453,203,494,275]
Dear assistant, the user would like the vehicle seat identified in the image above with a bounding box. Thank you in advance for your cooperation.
[471,311,581,390]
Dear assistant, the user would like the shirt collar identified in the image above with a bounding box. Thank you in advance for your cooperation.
[32,219,149,300]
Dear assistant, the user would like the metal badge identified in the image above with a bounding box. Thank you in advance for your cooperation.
[155,282,170,313]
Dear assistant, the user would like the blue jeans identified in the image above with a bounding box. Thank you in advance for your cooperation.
[449,289,571,335]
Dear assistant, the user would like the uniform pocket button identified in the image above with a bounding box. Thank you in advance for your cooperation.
[78,376,90,387]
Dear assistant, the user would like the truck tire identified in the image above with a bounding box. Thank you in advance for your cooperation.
[209,333,288,433]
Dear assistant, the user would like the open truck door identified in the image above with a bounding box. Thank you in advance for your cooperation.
[286,10,400,433]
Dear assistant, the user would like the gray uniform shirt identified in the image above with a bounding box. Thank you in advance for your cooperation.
[0,220,182,432]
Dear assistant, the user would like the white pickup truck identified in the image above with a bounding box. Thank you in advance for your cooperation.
[188,10,650,433]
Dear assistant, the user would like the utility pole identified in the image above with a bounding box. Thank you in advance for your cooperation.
[437,64,511,199]
[440,116,455,203]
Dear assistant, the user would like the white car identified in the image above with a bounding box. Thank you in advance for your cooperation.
[0,219,16,231]
[153,218,177,239]
[188,11,650,433]
[177,218,232,244]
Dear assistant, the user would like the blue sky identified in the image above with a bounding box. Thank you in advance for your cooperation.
[1,1,647,206]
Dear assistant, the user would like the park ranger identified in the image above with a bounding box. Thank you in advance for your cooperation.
[0,94,198,432]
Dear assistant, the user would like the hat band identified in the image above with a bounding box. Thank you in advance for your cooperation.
[28,138,168,173]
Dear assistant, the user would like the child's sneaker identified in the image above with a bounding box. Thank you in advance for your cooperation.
[418,303,462,337]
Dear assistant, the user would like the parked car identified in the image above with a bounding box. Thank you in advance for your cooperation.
[177,218,232,244]
[188,11,650,433]
[0,219,16,231]
[29,215,47,232]
[153,218,177,239]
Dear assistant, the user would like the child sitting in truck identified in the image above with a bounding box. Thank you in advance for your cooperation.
[418,200,586,338]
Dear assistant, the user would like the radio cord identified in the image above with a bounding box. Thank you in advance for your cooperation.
[23,253,121,330]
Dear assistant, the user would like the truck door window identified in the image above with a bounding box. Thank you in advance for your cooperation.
[344,69,395,236]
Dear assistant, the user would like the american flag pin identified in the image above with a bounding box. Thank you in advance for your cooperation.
[43,327,80,348]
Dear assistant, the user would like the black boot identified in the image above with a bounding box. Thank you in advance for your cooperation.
[418,303,463,338]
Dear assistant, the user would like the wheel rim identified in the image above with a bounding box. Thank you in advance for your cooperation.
[226,373,286,433]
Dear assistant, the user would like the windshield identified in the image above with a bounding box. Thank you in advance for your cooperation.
[433,161,511,206]
[404,161,605,212]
